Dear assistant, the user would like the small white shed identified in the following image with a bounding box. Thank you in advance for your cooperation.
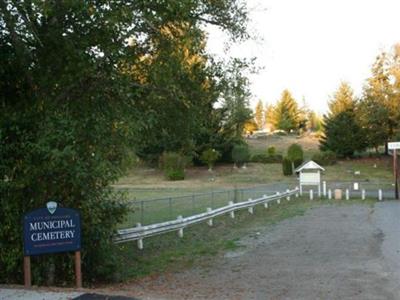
[295,160,325,196]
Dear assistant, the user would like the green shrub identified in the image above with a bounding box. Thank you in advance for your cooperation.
[200,148,221,170]
[161,152,186,180]
[282,157,293,175]
[293,158,303,169]
[287,143,304,162]
[267,146,276,156]
[251,153,283,164]
[232,144,250,166]
[311,151,337,166]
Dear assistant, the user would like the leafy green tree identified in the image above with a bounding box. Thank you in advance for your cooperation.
[0,0,250,284]
[221,59,254,138]
[272,90,300,132]
[254,99,265,129]
[320,111,366,157]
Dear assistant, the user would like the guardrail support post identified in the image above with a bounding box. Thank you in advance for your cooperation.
[207,208,213,226]
[229,201,235,219]
[286,189,290,201]
[276,192,281,204]
[346,189,349,200]
[247,199,254,214]
[135,223,144,249]
[323,181,327,197]
[264,202,269,209]
[379,189,383,201]
[310,190,314,200]
[177,216,184,238]
[328,189,332,200]
[362,189,366,200]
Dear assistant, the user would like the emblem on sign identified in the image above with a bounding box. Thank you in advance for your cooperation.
[46,201,57,214]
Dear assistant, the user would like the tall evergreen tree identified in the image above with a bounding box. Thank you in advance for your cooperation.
[358,53,392,152]
[328,82,356,117]
[272,89,300,132]
[254,99,264,130]
[320,111,366,157]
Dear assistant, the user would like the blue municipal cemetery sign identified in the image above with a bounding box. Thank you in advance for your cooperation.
[23,202,81,256]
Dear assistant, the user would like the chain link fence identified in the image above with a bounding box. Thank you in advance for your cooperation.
[119,180,397,228]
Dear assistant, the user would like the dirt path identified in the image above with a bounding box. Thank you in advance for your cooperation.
[116,202,400,299]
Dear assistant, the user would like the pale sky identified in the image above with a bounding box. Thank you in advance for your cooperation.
[206,0,400,114]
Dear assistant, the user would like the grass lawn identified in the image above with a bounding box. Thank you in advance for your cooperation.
[113,133,394,227]
[113,197,377,282]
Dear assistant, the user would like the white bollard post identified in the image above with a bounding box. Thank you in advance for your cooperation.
[207,208,213,226]
[264,202,269,209]
[277,192,281,204]
[177,215,184,238]
[310,190,314,200]
[346,189,349,200]
[286,189,290,201]
[328,189,332,200]
[379,189,383,201]
[362,189,366,200]
[229,201,235,219]
[323,181,327,197]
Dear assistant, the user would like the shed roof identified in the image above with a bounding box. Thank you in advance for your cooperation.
[295,160,325,172]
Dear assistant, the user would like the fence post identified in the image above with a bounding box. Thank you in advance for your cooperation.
[207,208,213,226]
[177,215,184,238]
[136,223,143,250]
[276,192,281,204]
[286,189,290,201]
[323,181,327,197]
[229,201,235,219]
[310,190,314,200]
[346,189,349,200]
[362,189,366,200]
[328,189,332,200]
[379,189,383,201]
[248,198,254,214]
[295,187,299,198]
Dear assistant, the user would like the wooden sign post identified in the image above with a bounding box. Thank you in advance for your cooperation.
[23,202,82,288]
[389,142,400,200]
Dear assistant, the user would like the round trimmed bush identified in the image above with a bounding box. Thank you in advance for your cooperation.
[232,144,250,166]
[287,143,304,162]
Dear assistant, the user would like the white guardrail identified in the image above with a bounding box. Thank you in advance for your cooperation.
[114,187,299,249]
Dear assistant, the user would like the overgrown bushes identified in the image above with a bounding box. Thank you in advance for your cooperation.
[251,146,282,164]
[311,151,337,166]
[160,152,186,180]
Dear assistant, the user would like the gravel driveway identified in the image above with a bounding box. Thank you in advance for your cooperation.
[119,201,400,300]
